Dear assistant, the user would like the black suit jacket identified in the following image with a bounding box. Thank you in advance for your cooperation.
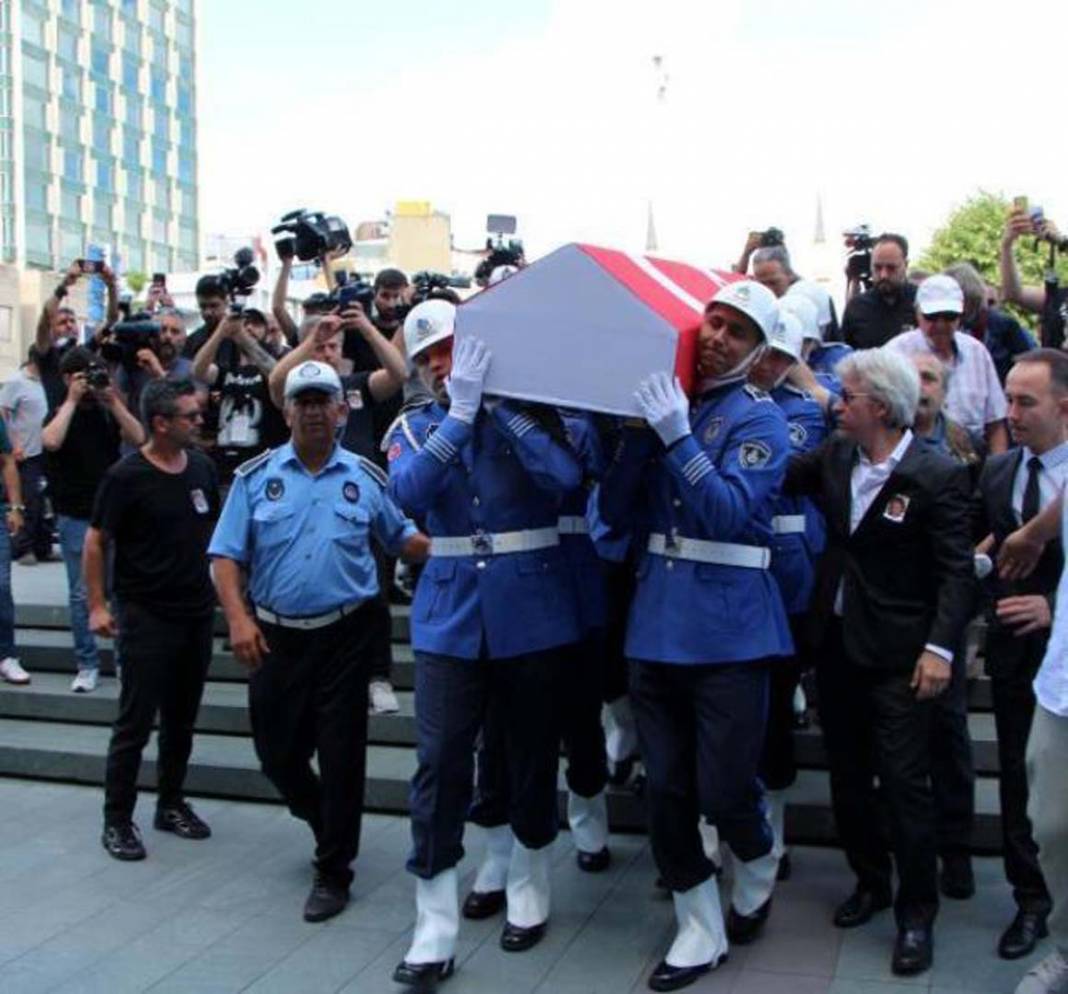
[786,433,974,672]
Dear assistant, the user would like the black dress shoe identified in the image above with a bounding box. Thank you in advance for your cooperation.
[102,822,146,861]
[303,874,349,922]
[154,801,211,840]
[892,925,933,976]
[726,898,771,945]
[998,910,1049,960]
[648,954,727,992]
[461,888,505,920]
[833,888,892,928]
[392,957,454,990]
[607,755,635,786]
[777,852,792,881]
[500,920,546,952]
[939,854,975,899]
[576,847,611,873]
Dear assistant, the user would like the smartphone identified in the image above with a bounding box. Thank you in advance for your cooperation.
[151,272,166,288]
[77,258,102,274]
[1012,195,1029,214]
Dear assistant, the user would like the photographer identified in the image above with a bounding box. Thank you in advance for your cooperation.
[343,269,409,373]
[841,233,918,349]
[114,309,198,421]
[999,208,1068,348]
[87,379,219,861]
[191,309,287,486]
[181,275,230,359]
[41,347,144,693]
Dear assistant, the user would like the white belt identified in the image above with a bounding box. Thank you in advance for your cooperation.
[647,532,770,569]
[255,598,364,631]
[431,526,560,557]
[771,515,806,535]
[558,516,589,535]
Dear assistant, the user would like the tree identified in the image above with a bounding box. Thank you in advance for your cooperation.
[123,270,147,295]
[919,191,1068,327]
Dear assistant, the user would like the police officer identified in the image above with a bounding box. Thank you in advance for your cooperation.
[387,301,582,989]
[600,280,792,992]
[209,360,426,924]
[747,308,830,881]
[785,287,852,391]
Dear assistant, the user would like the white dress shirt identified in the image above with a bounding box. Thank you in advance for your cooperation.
[1035,484,1068,717]
[1011,442,1068,524]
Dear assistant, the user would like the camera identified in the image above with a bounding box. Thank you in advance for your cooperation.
[100,315,161,371]
[217,247,260,315]
[271,209,353,263]
[85,360,110,390]
[410,271,468,306]
[757,227,785,248]
[843,224,874,287]
[329,271,376,315]
[474,238,525,286]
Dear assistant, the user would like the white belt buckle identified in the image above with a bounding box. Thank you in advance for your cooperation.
[472,530,494,556]
[664,529,681,557]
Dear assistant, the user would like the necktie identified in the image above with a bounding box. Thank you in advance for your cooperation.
[1022,455,1042,523]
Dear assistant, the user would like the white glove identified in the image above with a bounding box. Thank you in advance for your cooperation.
[635,372,691,447]
[446,337,491,424]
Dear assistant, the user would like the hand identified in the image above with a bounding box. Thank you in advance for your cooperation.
[339,304,376,338]
[744,231,763,255]
[996,594,1052,636]
[99,264,117,288]
[96,384,120,409]
[219,314,243,339]
[1003,210,1034,246]
[62,263,81,288]
[12,446,24,463]
[313,313,343,344]
[136,348,165,379]
[5,508,22,537]
[786,358,819,391]
[446,337,491,424]
[67,373,90,404]
[635,372,691,447]
[229,614,270,670]
[997,524,1046,581]
[910,650,951,700]
[89,604,118,638]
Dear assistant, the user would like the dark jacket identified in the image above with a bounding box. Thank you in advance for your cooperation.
[785,433,974,671]
[841,282,918,350]
[970,308,1034,384]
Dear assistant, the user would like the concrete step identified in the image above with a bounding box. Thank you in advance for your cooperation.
[0,672,1004,774]
[0,717,1004,852]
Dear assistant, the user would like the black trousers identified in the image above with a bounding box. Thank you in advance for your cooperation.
[368,541,394,682]
[407,648,564,879]
[472,634,608,829]
[929,636,975,857]
[629,658,772,893]
[250,606,374,886]
[601,560,635,705]
[987,629,1053,915]
[13,454,51,560]
[816,621,938,928]
[103,602,213,825]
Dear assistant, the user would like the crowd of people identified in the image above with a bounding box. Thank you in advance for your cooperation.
[0,207,1065,994]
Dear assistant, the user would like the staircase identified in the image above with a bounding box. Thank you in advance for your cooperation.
[0,564,1004,852]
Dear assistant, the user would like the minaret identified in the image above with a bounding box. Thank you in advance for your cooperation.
[814,192,826,246]
[646,55,668,254]
[809,192,835,287]
[645,200,658,253]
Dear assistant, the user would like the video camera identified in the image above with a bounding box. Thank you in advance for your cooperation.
[85,359,110,390]
[328,270,375,315]
[475,213,525,286]
[843,224,874,288]
[100,314,161,371]
[217,247,260,315]
[272,209,353,263]
[410,270,469,306]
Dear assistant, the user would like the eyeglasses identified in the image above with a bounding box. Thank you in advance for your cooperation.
[922,311,960,322]
[838,388,871,405]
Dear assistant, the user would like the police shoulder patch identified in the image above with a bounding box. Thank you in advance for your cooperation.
[265,477,285,501]
[357,455,388,488]
[739,439,773,469]
[788,421,808,447]
[742,384,773,402]
[234,448,273,478]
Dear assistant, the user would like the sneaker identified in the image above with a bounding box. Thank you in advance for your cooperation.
[102,822,146,861]
[369,679,399,714]
[1015,949,1068,994]
[71,669,98,693]
[154,800,211,840]
[0,657,30,685]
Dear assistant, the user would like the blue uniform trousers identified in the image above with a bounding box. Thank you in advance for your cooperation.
[408,648,564,879]
[629,658,773,893]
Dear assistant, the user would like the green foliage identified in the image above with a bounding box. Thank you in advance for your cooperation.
[124,270,148,294]
[918,191,1068,329]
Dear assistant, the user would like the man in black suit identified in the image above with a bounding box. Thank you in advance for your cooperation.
[973,348,1068,961]
[785,347,974,977]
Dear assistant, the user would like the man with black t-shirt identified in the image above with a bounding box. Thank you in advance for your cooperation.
[41,347,144,694]
[181,275,229,359]
[86,379,220,861]
[841,234,919,349]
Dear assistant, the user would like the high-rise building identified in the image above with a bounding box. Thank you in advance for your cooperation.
[0,0,199,275]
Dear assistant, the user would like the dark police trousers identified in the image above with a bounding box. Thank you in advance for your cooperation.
[929,635,975,858]
[987,628,1053,915]
[103,601,213,825]
[629,657,772,893]
[472,635,608,828]
[816,621,939,928]
[407,648,564,879]
[760,617,809,791]
[250,606,375,887]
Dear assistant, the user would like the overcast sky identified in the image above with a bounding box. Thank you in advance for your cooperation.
[198,0,1067,278]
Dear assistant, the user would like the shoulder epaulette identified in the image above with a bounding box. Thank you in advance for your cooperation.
[742,383,773,402]
[357,455,389,488]
[234,448,274,478]
[381,404,431,453]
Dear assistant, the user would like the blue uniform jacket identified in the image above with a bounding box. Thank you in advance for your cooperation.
[809,341,852,380]
[387,400,582,660]
[769,384,829,615]
[599,379,794,665]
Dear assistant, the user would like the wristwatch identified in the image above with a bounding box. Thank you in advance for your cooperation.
[7,504,24,512]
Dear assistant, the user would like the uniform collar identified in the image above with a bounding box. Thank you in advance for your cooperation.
[697,372,747,398]
[278,440,348,475]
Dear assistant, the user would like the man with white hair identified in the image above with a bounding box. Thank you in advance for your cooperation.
[784,347,974,977]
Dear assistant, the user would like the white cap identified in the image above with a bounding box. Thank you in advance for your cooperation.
[916,274,964,316]
[766,309,805,361]
[786,279,834,331]
[709,279,779,340]
[488,264,518,285]
[404,299,456,361]
[284,360,343,400]
[779,293,820,343]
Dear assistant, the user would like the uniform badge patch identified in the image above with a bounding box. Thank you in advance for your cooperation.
[703,417,724,444]
[788,422,808,448]
[265,477,285,501]
[190,488,209,514]
[342,481,360,503]
[346,389,364,411]
[883,494,910,523]
[739,440,772,469]
[387,442,402,462]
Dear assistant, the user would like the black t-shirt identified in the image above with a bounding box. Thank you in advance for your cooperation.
[31,343,68,414]
[339,372,377,460]
[841,282,919,349]
[43,403,121,519]
[91,450,220,619]
[210,361,288,482]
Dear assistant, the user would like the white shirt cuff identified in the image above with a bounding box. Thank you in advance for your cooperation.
[924,643,953,664]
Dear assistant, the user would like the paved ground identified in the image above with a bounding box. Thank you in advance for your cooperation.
[0,779,1047,994]
[13,559,80,606]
